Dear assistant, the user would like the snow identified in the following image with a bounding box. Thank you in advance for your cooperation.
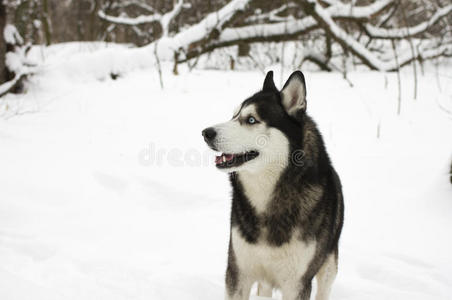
[1,24,36,82]
[3,24,24,45]
[1,43,452,300]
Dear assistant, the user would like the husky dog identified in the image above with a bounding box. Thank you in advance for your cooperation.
[202,71,344,300]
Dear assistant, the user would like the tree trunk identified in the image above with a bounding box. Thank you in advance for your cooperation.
[0,1,6,85]
[89,0,100,41]
[41,0,52,45]
[450,160,452,185]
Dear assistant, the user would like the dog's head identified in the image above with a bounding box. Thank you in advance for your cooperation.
[202,70,307,173]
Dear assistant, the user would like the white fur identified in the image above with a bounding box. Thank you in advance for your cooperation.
[315,253,337,300]
[238,168,279,214]
[237,125,289,212]
[231,228,316,298]
[257,282,273,297]
[213,105,263,155]
[211,104,290,176]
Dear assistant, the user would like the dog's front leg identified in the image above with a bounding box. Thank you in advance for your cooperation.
[225,247,253,300]
[225,266,252,300]
[257,282,273,297]
[281,278,312,300]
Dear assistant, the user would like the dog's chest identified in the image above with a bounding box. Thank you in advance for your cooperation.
[231,227,316,286]
[238,169,282,214]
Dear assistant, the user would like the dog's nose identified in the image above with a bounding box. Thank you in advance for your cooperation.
[202,127,217,141]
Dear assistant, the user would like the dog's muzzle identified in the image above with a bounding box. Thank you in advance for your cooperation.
[202,127,259,169]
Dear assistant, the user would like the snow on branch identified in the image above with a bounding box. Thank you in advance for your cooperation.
[300,0,386,70]
[4,24,24,45]
[98,10,161,26]
[160,0,186,36]
[92,0,450,75]
[324,0,394,20]
[171,0,252,53]
[100,0,399,63]
[211,0,396,51]
[246,3,298,23]
[1,24,37,98]
[0,73,26,98]
[365,4,452,39]
[395,42,452,70]
[110,0,157,14]
[98,0,186,36]
[298,0,452,71]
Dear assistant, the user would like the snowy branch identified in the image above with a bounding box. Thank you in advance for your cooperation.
[0,73,26,98]
[98,10,161,26]
[246,3,297,23]
[299,0,451,71]
[179,0,398,61]
[300,0,383,70]
[394,42,452,70]
[110,0,157,14]
[160,0,186,36]
[94,0,451,75]
[365,4,452,39]
[1,25,36,97]
[301,50,332,71]
[98,0,186,36]
[171,0,253,56]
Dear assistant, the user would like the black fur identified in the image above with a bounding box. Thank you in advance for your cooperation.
[220,71,344,300]
[226,238,239,295]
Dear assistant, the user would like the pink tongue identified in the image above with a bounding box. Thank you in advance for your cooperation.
[225,154,234,161]
[215,154,235,164]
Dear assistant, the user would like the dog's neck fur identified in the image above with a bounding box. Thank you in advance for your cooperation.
[237,162,287,214]
[235,116,325,216]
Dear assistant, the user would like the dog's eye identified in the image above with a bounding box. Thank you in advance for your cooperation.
[247,116,257,124]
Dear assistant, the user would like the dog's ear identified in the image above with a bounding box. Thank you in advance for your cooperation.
[280,71,307,116]
[262,71,278,92]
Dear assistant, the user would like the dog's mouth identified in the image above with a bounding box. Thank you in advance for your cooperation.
[215,151,259,169]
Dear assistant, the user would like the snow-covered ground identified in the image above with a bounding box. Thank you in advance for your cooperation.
[1,43,452,300]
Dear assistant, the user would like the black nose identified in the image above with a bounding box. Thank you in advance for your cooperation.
[202,127,217,141]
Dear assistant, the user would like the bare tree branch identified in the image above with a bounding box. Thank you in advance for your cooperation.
[98,0,185,36]
[298,0,451,71]
[110,0,157,14]
[365,4,452,39]
[245,3,297,23]
[180,0,398,62]
[98,10,162,26]
[0,73,26,98]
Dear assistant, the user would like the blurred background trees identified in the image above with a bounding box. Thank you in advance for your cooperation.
[0,1,6,84]
[1,0,451,88]
[1,0,449,46]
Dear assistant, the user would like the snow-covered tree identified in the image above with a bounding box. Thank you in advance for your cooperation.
[1,0,451,96]
[97,0,452,72]
[0,0,6,85]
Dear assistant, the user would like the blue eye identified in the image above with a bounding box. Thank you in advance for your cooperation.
[247,116,256,124]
